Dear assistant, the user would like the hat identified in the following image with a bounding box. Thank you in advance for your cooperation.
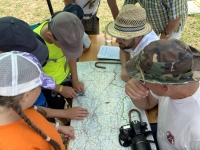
[125,39,200,85]
[0,51,56,96]
[106,4,152,40]
[49,12,84,59]
[63,3,84,20]
[0,16,48,65]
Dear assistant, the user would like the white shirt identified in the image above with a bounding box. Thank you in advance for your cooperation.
[125,30,159,56]
[82,32,91,48]
[151,83,200,150]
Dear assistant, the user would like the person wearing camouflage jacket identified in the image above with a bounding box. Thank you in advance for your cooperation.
[125,39,200,149]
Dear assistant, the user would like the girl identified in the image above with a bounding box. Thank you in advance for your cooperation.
[0,51,75,150]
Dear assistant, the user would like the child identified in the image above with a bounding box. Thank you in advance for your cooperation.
[0,51,75,149]
[33,12,85,112]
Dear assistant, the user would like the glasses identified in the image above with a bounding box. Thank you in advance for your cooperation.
[118,38,125,43]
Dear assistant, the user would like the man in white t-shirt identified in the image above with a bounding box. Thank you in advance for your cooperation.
[106,4,159,82]
[125,39,200,149]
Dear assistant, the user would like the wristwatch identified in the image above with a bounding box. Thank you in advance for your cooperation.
[164,30,172,38]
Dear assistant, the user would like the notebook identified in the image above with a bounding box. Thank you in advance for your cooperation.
[97,45,120,60]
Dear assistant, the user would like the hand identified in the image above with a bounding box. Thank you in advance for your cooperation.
[65,107,89,120]
[125,78,149,100]
[160,32,169,39]
[72,80,85,94]
[58,126,75,140]
[121,70,131,82]
[61,86,77,99]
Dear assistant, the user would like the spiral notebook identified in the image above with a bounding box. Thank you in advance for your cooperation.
[97,45,120,60]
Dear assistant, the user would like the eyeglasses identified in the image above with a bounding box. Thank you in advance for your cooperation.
[118,38,125,43]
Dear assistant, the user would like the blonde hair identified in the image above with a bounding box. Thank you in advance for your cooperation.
[0,94,61,150]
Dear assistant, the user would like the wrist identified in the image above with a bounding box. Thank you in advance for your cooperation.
[164,30,172,38]
[59,85,64,93]
[55,122,59,131]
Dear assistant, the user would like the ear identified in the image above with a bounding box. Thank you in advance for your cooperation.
[161,85,170,93]
[21,92,29,102]
[46,31,53,39]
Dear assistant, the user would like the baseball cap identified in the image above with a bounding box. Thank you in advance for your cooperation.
[125,39,200,85]
[63,3,84,20]
[49,11,84,59]
[0,16,48,65]
[0,51,56,96]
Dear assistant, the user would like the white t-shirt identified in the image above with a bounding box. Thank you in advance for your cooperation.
[74,0,100,19]
[125,30,159,56]
[150,83,200,150]
[82,32,91,48]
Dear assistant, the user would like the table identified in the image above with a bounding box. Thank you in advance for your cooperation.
[79,34,158,124]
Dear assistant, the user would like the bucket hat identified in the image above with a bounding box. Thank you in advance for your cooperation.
[106,4,152,40]
[125,39,200,85]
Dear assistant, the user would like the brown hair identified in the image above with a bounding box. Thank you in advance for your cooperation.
[0,94,61,150]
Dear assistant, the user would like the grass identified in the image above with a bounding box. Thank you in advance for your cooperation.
[0,0,199,49]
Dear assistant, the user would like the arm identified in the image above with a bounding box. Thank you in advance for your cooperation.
[160,15,182,39]
[120,49,131,82]
[125,78,158,109]
[53,84,77,98]
[38,106,89,120]
[51,123,75,140]
[107,0,119,20]
[82,32,91,52]
[160,0,186,39]
[69,59,85,93]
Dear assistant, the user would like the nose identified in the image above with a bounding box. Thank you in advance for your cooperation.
[116,38,120,43]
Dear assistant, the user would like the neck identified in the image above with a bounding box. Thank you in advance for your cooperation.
[0,107,21,125]
[170,82,199,99]
[40,23,53,44]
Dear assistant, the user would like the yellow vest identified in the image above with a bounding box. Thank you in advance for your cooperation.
[34,21,70,84]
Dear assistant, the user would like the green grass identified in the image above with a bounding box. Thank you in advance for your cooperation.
[0,0,199,49]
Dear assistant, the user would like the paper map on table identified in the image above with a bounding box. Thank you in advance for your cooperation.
[68,61,156,150]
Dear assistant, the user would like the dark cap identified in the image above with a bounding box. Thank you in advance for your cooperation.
[0,16,48,65]
[63,3,84,20]
[49,12,84,59]
[125,39,200,85]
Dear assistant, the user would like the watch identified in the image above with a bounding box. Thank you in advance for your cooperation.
[164,30,172,38]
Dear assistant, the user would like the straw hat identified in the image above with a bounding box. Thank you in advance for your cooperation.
[106,4,152,40]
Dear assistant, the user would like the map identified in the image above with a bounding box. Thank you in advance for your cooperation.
[68,61,157,150]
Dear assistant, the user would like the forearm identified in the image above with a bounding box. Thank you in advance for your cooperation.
[165,15,182,34]
[38,106,69,118]
[120,50,131,71]
[107,0,119,20]
[69,59,78,81]
[131,94,158,110]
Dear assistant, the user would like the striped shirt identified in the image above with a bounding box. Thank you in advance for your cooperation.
[124,0,188,35]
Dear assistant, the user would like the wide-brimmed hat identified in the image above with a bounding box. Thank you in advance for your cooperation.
[125,39,200,85]
[106,4,152,40]
[49,12,84,59]
[0,16,48,65]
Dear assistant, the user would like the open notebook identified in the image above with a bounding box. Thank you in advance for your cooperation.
[97,45,120,60]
